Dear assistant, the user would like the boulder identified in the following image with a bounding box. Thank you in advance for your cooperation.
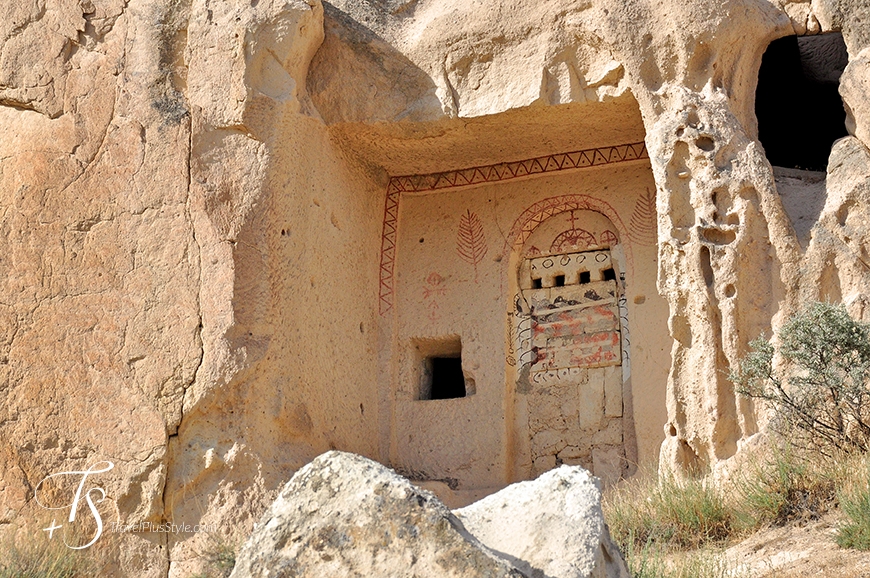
[455,466,630,578]
[230,452,629,578]
[229,451,527,578]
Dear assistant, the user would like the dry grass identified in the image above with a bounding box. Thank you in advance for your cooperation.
[605,445,870,576]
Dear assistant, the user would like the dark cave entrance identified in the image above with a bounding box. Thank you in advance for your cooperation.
[755,33,849,171]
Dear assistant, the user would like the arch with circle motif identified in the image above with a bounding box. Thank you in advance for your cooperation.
[504,194,633,273]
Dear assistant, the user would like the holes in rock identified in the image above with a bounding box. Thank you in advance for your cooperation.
[700,245,715,287]
[701,227,737,245]
[837,200,853,226]
[696,136,715,152]
[579,271,591,284]
[602,268,617,281]
[724,284,736,298]
[417,337,471,400]
[554,274,566,287]
[756,33,849,171]
[532,277,543,289]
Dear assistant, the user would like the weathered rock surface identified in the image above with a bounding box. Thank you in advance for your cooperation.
[455,466,630,578]
[229,451,527,578]
[3,0,870,574]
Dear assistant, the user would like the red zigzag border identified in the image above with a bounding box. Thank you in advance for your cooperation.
[378,141,649,315]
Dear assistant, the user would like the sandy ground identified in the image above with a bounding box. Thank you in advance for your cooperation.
[723,513,870,577]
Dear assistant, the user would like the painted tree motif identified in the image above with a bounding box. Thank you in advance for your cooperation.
[629,188,657,246]
[457,209,488,282]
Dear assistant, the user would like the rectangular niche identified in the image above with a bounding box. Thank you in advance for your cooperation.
[413,336,475,400]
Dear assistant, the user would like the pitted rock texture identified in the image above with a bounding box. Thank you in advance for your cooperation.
[3,0,870,574]
[228,451,528,578]
[455,465,630,578]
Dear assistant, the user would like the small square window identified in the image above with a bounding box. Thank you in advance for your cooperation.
[414,336,474,400]
[427,357,465,400]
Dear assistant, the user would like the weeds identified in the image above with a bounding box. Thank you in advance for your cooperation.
[836,453,870,550]
[619,538,741,578]
[0,537,98,578]
[188,532,238,578]
[733,444,836,530]
[605,468,735,551]
[606,445,870,564]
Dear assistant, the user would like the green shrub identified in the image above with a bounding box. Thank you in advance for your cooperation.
[731,302,870,456]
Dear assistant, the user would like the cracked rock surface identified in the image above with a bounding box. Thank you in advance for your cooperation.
[230,451,627,578]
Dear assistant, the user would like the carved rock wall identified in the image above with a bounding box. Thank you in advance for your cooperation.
[3,0,870,574]
[0,1,383,576]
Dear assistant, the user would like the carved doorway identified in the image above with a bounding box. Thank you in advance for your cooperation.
[510,209,631,483]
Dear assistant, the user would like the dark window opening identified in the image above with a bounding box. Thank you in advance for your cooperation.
[532,277,543,289]
[756,33,849,171]
[554,274,566,287]
[579,271,591,284]
[415,336,470,400]
[602,268,617,281]
[426,357,466,400]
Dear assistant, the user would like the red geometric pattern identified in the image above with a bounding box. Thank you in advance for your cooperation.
[388,142,648,195]
[550,228,597,253]
[505,195,634,274]
[378,188,401,315]
[378,142,649,315]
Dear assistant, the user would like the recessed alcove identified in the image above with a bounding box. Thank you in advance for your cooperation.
[415,337,474,400]
[755,33,849,171]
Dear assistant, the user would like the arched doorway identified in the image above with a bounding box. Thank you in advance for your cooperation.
[506,204,635,484]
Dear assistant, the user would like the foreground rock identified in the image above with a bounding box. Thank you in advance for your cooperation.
[455,466,630,578]
[229,451,527,578]
[230,452,629,578]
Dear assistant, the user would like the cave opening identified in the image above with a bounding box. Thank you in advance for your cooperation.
[755,33,849,171]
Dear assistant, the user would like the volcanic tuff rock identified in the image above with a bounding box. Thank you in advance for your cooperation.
[230,451,628,578]
[229,451,529,578]
[454,466,630,578]
[3,0,870,574]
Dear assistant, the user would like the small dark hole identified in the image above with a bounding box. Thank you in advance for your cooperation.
[696,136,715,152]
[602,268,616,281]
[554,274,566,287]
[280,229,286,236]
[579,271,591,284]
[532,278,543,289]
[429,358,466,400]
[419,238,424,243]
